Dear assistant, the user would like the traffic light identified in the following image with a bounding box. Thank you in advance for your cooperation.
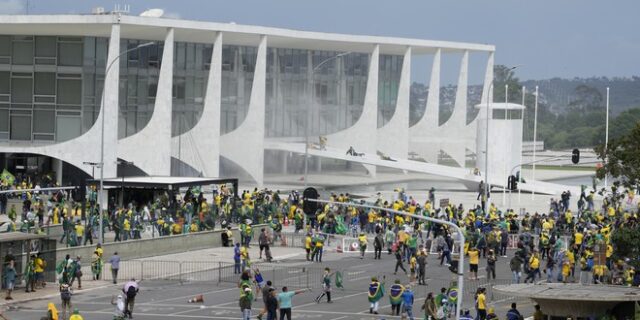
[507,175,518,191]
[302,187,319,215]
[572,149,580,164]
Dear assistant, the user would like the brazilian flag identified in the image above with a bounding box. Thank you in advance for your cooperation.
[335,271,344,289]
[448,286,458,304]
[368,281,384,303]
[1,169,15,186]
[389,284,404,305]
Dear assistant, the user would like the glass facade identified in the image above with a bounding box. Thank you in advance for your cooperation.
[172,42,211,136]
[220,45,257,134]
[118,39,162,138]
[377,54,403,128]
[265,48,371,137]
[0,35,107,142]
[0,33,399,143]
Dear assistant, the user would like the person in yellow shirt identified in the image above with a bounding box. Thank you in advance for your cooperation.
[476,287,487,318]
[34,254,46,289]
[75,222,85,247]
[525,252,541,283]
[69,308,84,320]
[559,258,571,283]
[467,247,480,280]
[573,230,584,253]
[305,234,312,261]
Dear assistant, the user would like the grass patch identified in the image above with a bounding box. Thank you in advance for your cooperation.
[521,164,595,172]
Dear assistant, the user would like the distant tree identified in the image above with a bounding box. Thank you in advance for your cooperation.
[569,84,603,112]
[611,224,640,269]
[608,108,640,140]
[492,65,522,103]
[594,121,640,189]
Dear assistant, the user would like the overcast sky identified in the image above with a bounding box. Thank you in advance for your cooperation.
[2,0,639,84]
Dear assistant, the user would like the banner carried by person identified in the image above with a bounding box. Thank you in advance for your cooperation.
[1,168,15,186]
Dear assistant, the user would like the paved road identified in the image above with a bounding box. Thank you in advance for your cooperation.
[5,246,535,320]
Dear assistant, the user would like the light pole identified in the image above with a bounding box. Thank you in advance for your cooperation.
[307,198,466,320]
[98,41,154,244]
[303,51,353,189]
[531,85,539,200]
[604,87,610,189]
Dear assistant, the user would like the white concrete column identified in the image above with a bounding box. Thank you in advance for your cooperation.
[171,31,222,177]
[481,52,495,107]
[52,158,63,185]
[377,46,411,160]
[325,44,379,177]
[465,51,495,159]
[119,28,174,175]
[409,49,440,163]
[437,50,469,167]
[220,35,267,186]
[100,23,121,178]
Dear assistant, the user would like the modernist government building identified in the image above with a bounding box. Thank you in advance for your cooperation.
[0,11,511,187]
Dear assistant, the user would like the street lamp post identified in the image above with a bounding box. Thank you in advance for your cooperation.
[604,87,610,189]
[307,198,466,320]
[531,85,539,200]
[98,41,154,244]
[304,51,353,189]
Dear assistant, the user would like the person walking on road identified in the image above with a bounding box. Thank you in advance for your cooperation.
[315,268,333,303]
[123,279,139,319]
[59,283,72,320]
[374,232,383,259]
[401,285,415,320]
[277,286,307,320]
[468,247,480,281]
[239,285,253,320]
[486,249,497,281]
[358,232,368,259]
[394,249,407,275]
[388,279,404,316]
[417,251,427,285]
[108,252,120,284]
[421,292,438,320]
[263,288,278,320]
[367,276,384,314]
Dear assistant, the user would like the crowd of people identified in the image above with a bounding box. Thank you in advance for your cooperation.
[3,167,640,319]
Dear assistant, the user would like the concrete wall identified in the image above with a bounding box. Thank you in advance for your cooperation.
[51,228,240,261]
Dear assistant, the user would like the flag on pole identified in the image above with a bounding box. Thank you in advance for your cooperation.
[335,271,343,289]
[1,168,15,186]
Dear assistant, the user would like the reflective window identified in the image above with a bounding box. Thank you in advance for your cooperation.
[221,45,256,134]
[12,37,33,65]
[0,35,108,142]
[34,72,56,96]
[118,40,163,138]
[378,54,403,128]
[11,75,33,103]
[10,114,31,140]
[265,48,369,137]
[58,39,83,66]
[33,109,55,134]
[57,78,82,105]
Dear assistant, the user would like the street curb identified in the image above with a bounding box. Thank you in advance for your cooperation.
[0,282,115,308]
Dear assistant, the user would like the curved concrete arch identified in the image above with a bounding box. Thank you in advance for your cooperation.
[0,23,121,179]
[118,28,174,176]
[377,46,410,160]
[220,35,267,185]
[171,31,222,177]
[324,44,379,177]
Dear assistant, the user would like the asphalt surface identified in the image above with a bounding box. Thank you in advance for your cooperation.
[5,247,535,320]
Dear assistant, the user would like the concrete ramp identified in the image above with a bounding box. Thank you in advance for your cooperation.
[265,141,577,196]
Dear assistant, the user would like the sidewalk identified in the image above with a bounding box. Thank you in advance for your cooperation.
[0,278,112,307]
